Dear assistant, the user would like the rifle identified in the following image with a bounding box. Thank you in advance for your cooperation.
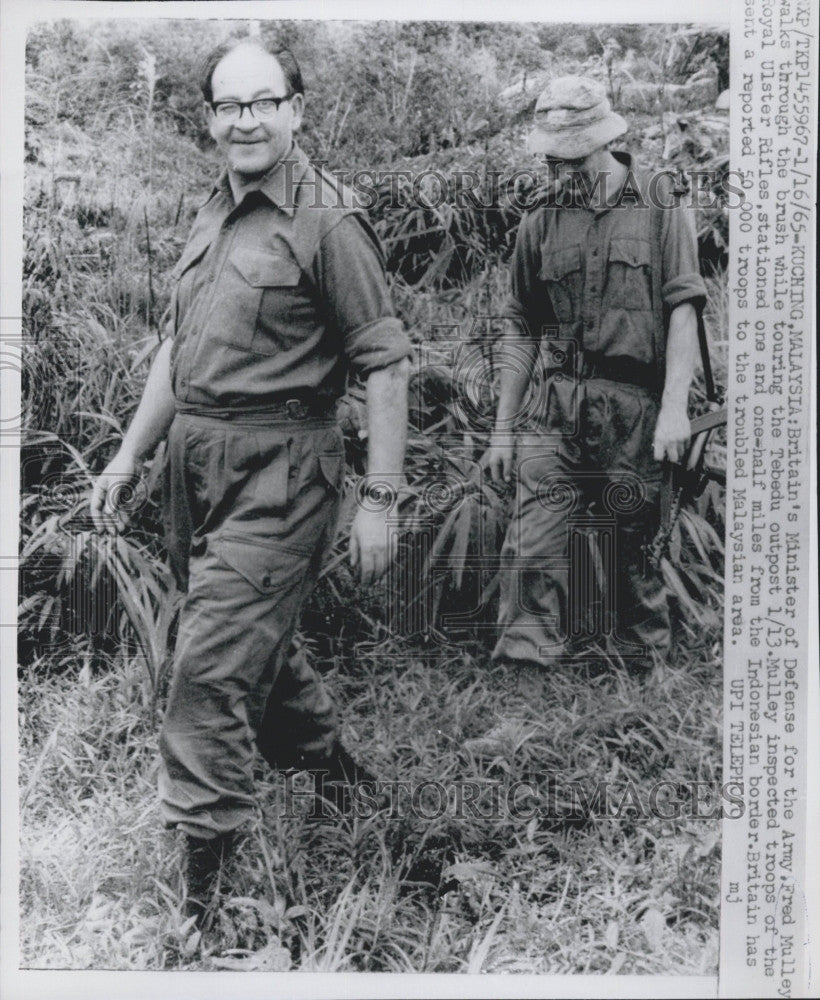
[646,309,726,569]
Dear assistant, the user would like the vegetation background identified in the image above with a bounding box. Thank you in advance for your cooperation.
[20,18,729,973]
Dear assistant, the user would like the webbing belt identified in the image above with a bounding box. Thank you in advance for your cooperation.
[175,395,336,422]
[545,352,661,393]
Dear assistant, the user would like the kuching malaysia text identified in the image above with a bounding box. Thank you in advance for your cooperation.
[719,1,815,995]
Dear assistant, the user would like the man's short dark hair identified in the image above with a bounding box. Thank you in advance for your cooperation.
[199,39,304,103]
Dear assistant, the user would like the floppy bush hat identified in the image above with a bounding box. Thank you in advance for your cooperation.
[527,76,628,159]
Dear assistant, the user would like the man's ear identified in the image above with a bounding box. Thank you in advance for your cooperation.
[289,93,305,131]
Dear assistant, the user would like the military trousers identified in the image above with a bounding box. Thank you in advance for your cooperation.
[493,377,670,667]
[159,411,345,839]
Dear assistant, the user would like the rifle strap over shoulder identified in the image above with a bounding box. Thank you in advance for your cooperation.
[649,199,666,389]
[697,308,718,403]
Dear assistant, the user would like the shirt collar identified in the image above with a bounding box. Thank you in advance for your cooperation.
[212,142,310,216]
[558,150,638,215]
[608,151,643,209]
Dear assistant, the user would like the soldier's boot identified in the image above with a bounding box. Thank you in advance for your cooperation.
[183,831,235,928]
[312,743,385,820]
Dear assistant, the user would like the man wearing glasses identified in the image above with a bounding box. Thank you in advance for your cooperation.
[485,76,706,675]
[90,39,411,922]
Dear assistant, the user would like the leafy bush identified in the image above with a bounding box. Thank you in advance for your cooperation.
[18,18,726,973]
[20,17,728,672]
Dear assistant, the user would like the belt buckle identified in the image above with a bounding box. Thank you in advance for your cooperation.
[285,398,304,420]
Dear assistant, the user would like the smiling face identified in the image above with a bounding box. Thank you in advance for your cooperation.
[207,44,304,181]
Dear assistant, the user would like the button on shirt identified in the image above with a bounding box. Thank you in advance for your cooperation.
[169,143,411,412]
[506,152,707,367]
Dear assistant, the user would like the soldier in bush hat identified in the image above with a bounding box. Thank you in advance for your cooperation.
[485,75,707,673]
[90,38,410,926]
[527,75,629,160]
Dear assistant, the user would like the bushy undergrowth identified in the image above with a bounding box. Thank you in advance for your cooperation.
[19,18,727,973]
[19,634,721,972]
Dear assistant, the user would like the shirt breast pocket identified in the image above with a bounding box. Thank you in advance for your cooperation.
[229,248,304,355]
[605,237,653,311]
[169,239,212,339]
[538,245,583,324]
[172,239,211,283]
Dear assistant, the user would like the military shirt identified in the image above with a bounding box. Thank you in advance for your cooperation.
[168,143,411,412]
[506,152,707,368]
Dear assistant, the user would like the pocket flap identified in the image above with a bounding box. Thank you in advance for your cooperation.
[608,237,651,268]
[172,240,211,280]
[318,450,344,493]
[212,536,307,595]
[232,248,302,288]
[538,245,581,281]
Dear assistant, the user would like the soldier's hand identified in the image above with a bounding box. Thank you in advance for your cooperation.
[349,507,392,586]
[483,433,515,483]
[653,405,691,464]
[89,448,141,535]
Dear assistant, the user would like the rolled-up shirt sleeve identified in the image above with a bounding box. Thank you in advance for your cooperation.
[315,213,411,376]
[661,200,707,310]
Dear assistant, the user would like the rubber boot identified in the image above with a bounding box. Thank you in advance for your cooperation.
[183,831,234,927]
[312,743,383,820]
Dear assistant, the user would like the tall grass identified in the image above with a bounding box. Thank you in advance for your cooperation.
[19,637,721,971]
[19,19,727,972]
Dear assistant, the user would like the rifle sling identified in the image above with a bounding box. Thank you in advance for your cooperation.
[689,408,726,435]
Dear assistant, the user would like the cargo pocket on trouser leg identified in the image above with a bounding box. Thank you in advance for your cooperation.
[210,534,328,748]
[212,534,311,597]
[317,448,344,494]
[158,534,314,838]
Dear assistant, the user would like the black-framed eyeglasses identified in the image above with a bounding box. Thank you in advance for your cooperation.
[209,96,291,121]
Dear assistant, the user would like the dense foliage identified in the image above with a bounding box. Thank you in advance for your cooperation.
[19,18,728,973]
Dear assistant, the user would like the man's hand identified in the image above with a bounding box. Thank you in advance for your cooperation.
[87,338,175,535]
[653,404,691,464]
[483,432,515,483]
[89,448,141,535]
[349,507,392,586]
